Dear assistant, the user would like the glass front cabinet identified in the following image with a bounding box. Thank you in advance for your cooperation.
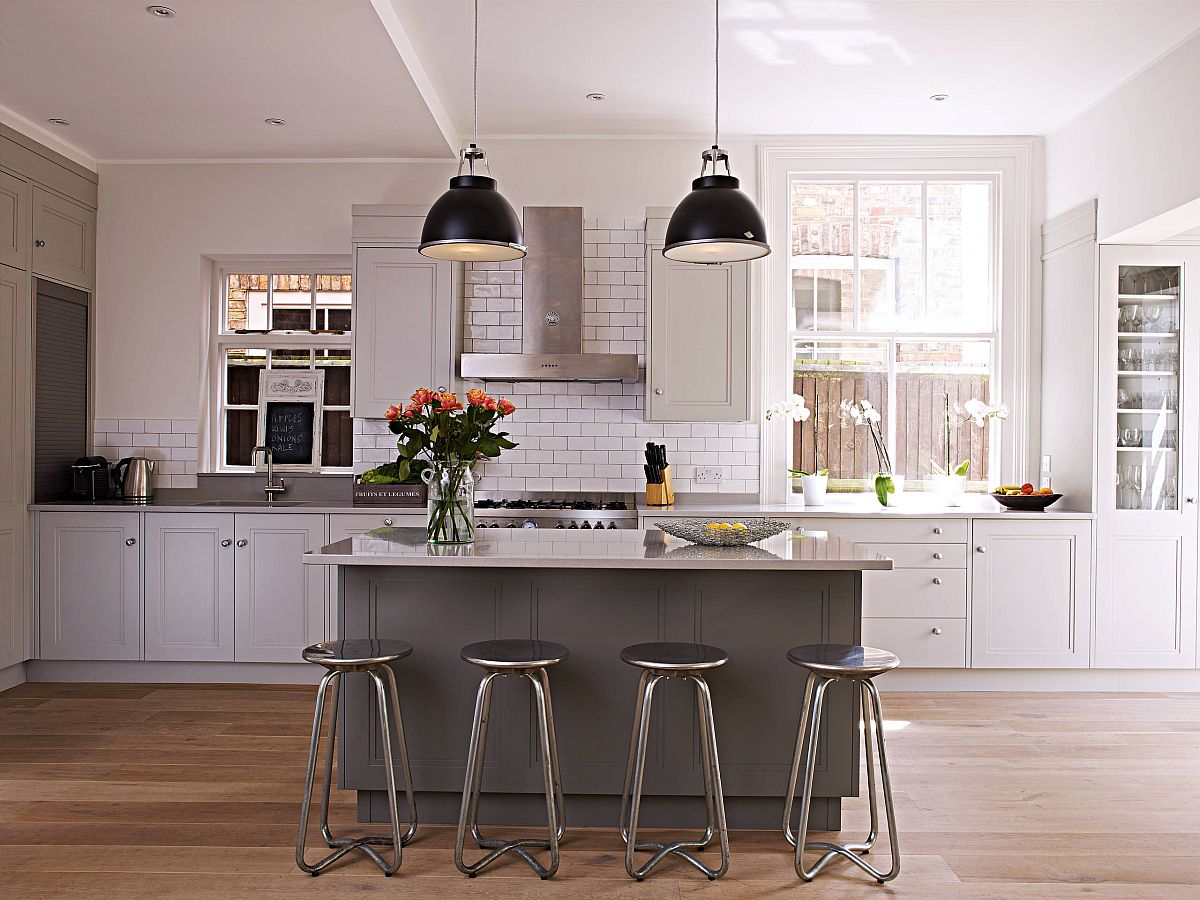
[1095,245,1200,667]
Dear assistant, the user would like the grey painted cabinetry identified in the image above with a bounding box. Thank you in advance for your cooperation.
[0,264,31,669]
[31,186,95,290]
[38,512,142,660]
[0,170,29,270]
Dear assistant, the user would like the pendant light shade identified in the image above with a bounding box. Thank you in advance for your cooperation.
[663,0,769,265]
[418,2,526,262]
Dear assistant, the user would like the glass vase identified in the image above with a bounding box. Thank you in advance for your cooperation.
[421,459,475,544]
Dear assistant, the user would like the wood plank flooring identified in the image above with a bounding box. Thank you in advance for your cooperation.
[1,682,1198,898]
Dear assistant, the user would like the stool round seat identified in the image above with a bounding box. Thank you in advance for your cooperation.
[786,643,899,679]
[302,638,414,668]
[620,642,728,672]
[461,639,569,669]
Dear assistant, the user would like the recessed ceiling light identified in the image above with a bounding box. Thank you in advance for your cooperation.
[264,117,287,127]
[586,92,606,102]
[929,93,950,102]
[46,117,71,126]
[146,5,175,17]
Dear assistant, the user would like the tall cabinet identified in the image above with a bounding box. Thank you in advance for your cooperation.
[1094,245,1200,668]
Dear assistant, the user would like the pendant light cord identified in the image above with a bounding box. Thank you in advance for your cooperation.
[472,0,479,147]
[713,0,719,149]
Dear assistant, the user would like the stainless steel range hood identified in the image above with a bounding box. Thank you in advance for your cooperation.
[460,207,640,382]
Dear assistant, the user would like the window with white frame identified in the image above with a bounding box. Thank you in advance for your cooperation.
[210,265,352,471]
[786,177,999,491]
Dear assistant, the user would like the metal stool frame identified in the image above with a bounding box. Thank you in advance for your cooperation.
[619,667,730,881]
[296,662,418,876]
[782,669,900,884]
[454,665,565,879]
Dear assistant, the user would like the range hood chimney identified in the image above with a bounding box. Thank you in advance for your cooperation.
[460,207,640,382]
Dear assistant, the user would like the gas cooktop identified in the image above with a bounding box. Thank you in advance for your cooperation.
[473,493,638,529]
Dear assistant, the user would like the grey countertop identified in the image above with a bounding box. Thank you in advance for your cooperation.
[28,498,427,514]
[303,526,894,571]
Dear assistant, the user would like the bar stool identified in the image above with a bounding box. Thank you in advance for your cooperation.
[455,639,568,880]
[782,643,901,884]
[296,638,418,876]
[618,642,730,882]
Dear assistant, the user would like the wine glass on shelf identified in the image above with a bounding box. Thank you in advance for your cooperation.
[1119,348,1135,371]
[1142,305,1163,333]
[1125,303,1142,332]
[1121,427,1143,449]
[1117,388,1130,409]
[1164,475,1178,510]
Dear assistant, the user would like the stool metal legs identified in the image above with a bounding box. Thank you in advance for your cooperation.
[454,667,564,879]
[782,673,900,884]
[619,669,730,881]
[296,665,418,876]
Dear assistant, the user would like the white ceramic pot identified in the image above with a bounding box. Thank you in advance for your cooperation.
[801,474,828,507]
[931,473,967,507]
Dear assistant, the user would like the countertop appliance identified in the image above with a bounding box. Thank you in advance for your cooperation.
[112,456,155,503]
[474,493,638,530]
[70,456,111,501]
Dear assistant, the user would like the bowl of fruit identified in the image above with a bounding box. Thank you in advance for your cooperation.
[990,483,1062,511]
[654,519,791,546]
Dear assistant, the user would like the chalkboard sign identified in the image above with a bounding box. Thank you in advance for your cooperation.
[256,370,325,472]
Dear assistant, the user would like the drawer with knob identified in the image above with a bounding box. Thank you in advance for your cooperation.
[862,569,967,618]
[861,617,967,668]
[857,542,968,569]
[815,519,968,544]
[328,513,425,543]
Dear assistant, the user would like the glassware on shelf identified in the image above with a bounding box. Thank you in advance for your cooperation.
[1116,388,1131,408]
[1164,389,1178,411]
[1118,347,1138,370]
[1141,305,1163,332]
[1117,465,1144,509]
[1120,427,1143,449]
[1163,475,1178,510]
[1163,429,1178,450]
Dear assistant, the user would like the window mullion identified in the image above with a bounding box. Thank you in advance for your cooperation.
[921,181,929,320]
[310,274,318,331]
[887,337,898,476]
[852,181,861,332]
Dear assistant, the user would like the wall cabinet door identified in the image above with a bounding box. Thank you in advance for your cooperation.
[38,512,141,660]
[646,254,750,422]
[0,265,31,667]
[970,519,1092,668]
[145,513,235,662]
[31,187,95,290]
[352,245,454,418]
[233,513,326,662]
[0,171,29,270]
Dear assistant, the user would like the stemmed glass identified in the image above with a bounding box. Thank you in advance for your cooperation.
[1142,305,1163,333]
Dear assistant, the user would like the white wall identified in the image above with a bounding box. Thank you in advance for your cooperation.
[94,138,754,421]
[1046,32,1200,242]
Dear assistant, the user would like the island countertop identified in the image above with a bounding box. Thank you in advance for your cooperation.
[303,526,893,571]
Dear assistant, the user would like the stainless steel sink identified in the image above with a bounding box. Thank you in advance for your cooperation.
[188,500,309,507]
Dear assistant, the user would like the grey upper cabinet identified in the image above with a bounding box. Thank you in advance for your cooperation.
[31,186,95,290]
[352,206,456,418]
[645,250,751,422]
[144,513,235,662]
[0,264,31,668]
[0,170,30,270]
[38,511,142,660]
[233,513,326,662]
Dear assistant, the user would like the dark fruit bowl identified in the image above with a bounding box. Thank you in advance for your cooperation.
[990,492,1062,511]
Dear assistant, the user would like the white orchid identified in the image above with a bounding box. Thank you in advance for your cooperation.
[960,398,1009,427]
[765,393,811,423]
[936,395,1010,477]
[837,398,881,426]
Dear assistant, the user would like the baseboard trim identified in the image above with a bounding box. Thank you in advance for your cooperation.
[0,661,27,692]
[878,667,1200,692]
[25,659,320,685]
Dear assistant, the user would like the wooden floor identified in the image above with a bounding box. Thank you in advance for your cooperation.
[1,683,1198,899]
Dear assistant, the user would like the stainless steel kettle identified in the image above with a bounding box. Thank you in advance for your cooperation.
[113,457,155,503]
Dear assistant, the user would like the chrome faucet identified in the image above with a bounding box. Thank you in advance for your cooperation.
[252,446,286,501]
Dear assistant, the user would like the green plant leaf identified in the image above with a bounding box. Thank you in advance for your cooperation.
[874,474,893,507]
[953,459,971,477]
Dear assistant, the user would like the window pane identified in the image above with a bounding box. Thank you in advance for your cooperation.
[270,348,312,369]
[225,348,266,405]
[317,348,351,406]
[225,409,257,467]
[226,274,268,331]
[790,182,855,331]
[323,410,353,468]
[316,274,352,332]
[792,340,889,484]
[271,274,313,331]
[859,182,923,331]
[893,340,993,485]
[928,182,991,330]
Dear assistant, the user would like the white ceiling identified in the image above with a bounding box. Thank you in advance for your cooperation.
[1,0,1198,161]
[0,0,453,160]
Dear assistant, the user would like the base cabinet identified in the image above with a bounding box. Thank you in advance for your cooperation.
[970,519,1092,668]
[38,512,141,660]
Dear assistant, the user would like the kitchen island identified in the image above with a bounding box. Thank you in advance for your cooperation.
[303,527,893,831]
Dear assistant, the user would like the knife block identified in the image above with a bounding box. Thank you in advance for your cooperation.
[645,465,675,507]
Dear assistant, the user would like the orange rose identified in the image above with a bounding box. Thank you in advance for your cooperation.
[436,391,463,412]
[466,387,490,407]
[384,404,402,421]
[483,396,498,412]
[497,397,516,416]
[402,402,421,419]
[410,388,434,406]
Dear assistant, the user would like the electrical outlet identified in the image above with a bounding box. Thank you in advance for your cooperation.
[695,467,724,483]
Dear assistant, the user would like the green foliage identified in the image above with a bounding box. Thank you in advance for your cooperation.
[874,473,895,507]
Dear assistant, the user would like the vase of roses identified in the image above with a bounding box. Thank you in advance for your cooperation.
[385,387,517,544]
[931,393,1008,506]
[837,399,899,507]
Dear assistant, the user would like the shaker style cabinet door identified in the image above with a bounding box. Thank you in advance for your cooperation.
[144,513,235,662]
[232,513,326,662]
[38,512,142,660]
[970,519,1092,668]
[0,264,31,668]
[31,187,95,290]
[646,254,750,422]
[0,170,30,270]
[352,246,453,417]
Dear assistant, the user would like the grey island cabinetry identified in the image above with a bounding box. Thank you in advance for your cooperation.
[305,527,893,830]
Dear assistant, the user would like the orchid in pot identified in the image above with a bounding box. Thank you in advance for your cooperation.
[931,393,1008,506]
[385,387,517,544]
[837,399,899,506]
[766,394,830,505]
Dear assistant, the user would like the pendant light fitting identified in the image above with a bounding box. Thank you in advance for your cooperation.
[663,0,769,264]
[419,0,526,262]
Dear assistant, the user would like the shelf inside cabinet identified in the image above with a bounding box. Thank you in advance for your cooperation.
[1116,332,1178,339]
[1115,446,1177,453]
[1117,293,1180,303]
[1117,370,1178,377]
[1117,407,1177,414]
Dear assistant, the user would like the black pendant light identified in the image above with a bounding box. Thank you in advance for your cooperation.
[419,0,526,262]
[663,0,769,264]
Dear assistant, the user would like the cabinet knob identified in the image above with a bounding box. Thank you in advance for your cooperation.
[221,539,233,547]
[932,552,943,560]
[654,388,664,395]
[933,527,943,535]
[236,539,248,548]
[932,577,942,585]
[1187,498,1196,504]
[125,537,136,546]
[383,518,394,526]
[976,546,986,553]
[931,627,943,636]
[35,239,46,248]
